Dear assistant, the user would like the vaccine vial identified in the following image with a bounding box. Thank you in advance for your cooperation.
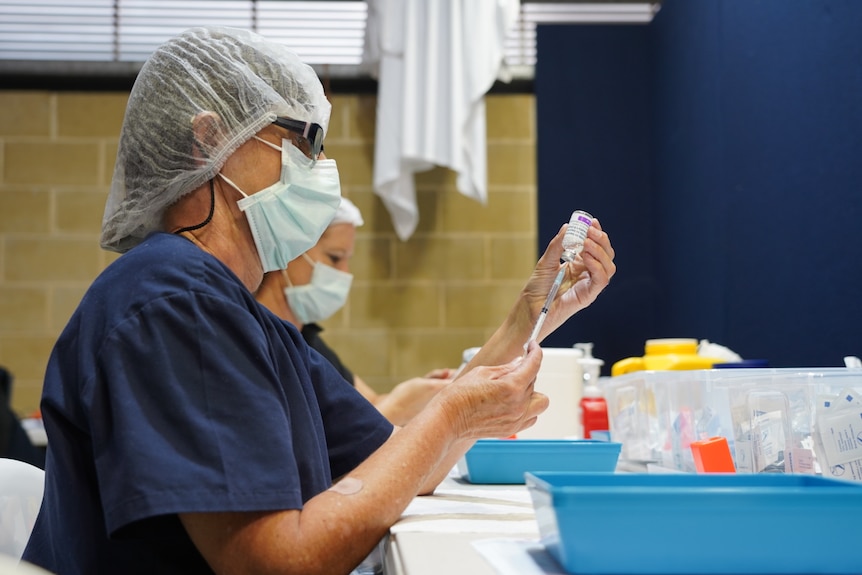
[561,210,593,262]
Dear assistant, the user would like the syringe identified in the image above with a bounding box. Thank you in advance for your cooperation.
[525,210,593,348]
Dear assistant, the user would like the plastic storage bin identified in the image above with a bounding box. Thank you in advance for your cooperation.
[604,367,862,475]
[525,471,862,574]
[460,439,621,484]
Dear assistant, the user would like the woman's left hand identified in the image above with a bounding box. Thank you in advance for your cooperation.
[524,218,616,340]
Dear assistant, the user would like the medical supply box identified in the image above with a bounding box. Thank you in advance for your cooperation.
[604,367,862,476]
[525,471,862,574]
[459,439,621,484]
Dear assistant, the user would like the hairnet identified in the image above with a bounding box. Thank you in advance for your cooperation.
[101,26,331,253]
[330,197,364,228]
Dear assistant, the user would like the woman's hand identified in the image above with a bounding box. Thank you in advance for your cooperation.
[432,341,548,441]
[376,373,452,426]
[524,219,616,341]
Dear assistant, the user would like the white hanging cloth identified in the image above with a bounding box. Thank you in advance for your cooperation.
[363,0,520,241]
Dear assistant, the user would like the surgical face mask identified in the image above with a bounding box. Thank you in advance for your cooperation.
[284,253,353,324]
[219,138,341,273]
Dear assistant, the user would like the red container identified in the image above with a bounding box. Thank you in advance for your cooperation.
[580,395,609,439]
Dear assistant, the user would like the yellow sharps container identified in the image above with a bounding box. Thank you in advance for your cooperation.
[611,338,724,376]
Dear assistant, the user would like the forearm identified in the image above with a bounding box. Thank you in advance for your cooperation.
[460,294,534,377]
[340,404,459,501]
[182,400,462,575]
[417,436,474,493]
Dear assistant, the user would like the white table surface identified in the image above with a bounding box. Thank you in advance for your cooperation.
[383,474,546,575]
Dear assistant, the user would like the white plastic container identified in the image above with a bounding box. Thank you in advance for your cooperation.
[516,348,584,439]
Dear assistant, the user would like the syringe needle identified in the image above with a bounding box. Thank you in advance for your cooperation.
[525,266,567,349]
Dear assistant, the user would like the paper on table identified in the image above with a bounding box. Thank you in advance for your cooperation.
[472,538,567,575]
[402,486,532,517]
[390,517,538,534]
[393,487,537,534]
[432,487,533,505]
[402,496,529,517]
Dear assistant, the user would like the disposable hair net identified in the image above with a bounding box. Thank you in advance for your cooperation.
[330,197,364,227]
[101,26,331,253]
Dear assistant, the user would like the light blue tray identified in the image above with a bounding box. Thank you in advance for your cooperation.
[462,439,621,484]
[526,472,862,574]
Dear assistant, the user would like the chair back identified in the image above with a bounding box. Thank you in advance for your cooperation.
[0,459,45,561]
[0,554,53,575]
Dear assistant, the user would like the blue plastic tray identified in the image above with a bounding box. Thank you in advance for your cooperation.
[525,472,862,574]
[461,439,621,484]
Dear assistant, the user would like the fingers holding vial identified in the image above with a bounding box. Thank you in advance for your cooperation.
[579,218,616,290]
[529,212,616,341]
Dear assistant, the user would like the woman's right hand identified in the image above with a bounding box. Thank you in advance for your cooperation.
[432,340,548,441]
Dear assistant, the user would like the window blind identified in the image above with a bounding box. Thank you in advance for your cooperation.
[0,1,658,78]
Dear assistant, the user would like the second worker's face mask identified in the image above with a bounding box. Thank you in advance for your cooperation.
[284,253,353,324]
[219,137,341,273]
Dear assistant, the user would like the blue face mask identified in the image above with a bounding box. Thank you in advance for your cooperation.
[219,138,341,273]
[283,253,354,324]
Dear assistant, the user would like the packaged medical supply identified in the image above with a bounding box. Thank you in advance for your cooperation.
[604,367,862,476]
[812,387,862,481]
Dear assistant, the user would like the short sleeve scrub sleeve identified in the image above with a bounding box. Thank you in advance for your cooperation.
[24,233,393,574]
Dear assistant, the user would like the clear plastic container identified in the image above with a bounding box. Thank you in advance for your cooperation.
[604,367,862,474]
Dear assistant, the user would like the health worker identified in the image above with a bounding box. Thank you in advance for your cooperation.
[255,197,453,426]
[23,26,617,575]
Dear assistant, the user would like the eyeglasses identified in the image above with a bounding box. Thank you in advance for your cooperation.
[272,117,325,161]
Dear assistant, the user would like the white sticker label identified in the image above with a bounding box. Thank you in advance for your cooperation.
[813,387,862,481]
[819,410,862,466]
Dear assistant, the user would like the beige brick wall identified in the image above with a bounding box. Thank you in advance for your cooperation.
[0,90,537,415]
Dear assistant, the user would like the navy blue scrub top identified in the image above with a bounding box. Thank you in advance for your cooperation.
[23,232,393,575]
[302,322,355,385]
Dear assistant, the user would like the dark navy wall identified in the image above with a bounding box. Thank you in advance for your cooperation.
[535,24,657,370]
[537,0,862,370]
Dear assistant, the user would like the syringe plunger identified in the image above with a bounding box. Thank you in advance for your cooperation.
[561,210,593,262]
